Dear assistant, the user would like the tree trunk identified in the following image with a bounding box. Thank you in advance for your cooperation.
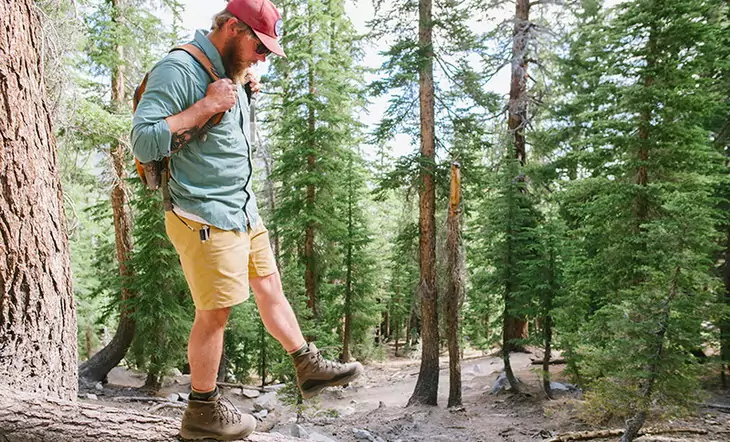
[341,164,354,362]
[503,0,531,351]
[446,163,464,408]
[722,225,730,388]
[304,7,317,323]
[408,0,439,407]
[78,0,135,385]
[0,0,77,401]
[0,388,298,442]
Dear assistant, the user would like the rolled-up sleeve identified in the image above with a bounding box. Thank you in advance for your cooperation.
[132,59,197,163]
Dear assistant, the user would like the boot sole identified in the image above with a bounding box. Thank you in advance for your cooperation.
[179,434,254,441]
[180,427,255,441]
[300,365,364,400]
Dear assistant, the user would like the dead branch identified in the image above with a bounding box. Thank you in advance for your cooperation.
[544,427,708,442]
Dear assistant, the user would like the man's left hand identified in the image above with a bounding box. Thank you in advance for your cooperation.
[245,70,261,94]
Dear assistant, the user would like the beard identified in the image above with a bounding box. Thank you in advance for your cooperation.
[221,34,252,83]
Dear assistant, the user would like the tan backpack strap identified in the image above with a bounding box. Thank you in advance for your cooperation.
[171,44,222,81]
[170,44,225,130]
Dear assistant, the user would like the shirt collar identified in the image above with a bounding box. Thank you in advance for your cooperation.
[193,29,227,78]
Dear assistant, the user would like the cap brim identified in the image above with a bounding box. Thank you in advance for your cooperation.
[253,29,286,58]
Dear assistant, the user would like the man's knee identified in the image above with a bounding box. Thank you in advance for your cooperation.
[194,306,231,330]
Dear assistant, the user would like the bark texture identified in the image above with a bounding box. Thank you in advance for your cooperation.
[445,163,464,408]
[0,388,299,442]
[341,163,354,363]
[78,0,135,384]
[0,0,77,400]
[503,0,531,355]
[408,0,439,407]
[305,8,318,322]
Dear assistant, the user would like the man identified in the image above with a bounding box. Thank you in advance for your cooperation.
[131,0,363,439]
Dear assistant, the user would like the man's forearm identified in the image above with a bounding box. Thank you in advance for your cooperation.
[165,97,217,151]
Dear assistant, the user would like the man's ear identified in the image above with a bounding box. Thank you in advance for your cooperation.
[226,17,239,36]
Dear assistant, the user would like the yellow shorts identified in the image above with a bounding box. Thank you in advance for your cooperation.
[165,212,278,310]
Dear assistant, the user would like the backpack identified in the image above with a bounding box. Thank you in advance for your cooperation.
[132,44,224,211]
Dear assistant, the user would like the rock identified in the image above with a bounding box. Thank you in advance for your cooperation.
[491,373,509,394]
[378,401,386,409]
[472,364,483,373]
[167,393,179,402]
[339,406,356,417]
[252,409,268,421]
[86,393,98,400]
[292,424,308,438]
[549,382,569,392]
[308,432,338,442]
[241,388,260,398]
[94,382,104,391]
[352,428,384,442]
[264,383,286,392]
[178,392,189,401]
[169,368,183,377]
[253,392,277,412]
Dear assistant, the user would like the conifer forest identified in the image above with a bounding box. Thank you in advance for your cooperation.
[1,0,729,441]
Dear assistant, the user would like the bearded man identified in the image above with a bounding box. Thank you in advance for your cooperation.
[131,0,363,439]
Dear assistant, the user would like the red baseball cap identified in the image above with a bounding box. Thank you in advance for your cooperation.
[226,0,286,58]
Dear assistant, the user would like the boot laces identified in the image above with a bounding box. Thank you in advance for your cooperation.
[212,396,241,425]
[314,348,345,372]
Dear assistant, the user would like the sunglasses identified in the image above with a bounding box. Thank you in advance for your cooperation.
[251,33,271,55]
[255,40,271,56]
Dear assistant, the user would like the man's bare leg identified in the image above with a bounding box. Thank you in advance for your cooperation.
[188,306,231,392]
[250,271,306,352]
[250,271,363,399]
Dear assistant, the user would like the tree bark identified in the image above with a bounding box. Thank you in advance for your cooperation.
[78,0,135,385]
[304,5,318,323]
[722,224,730,388]
[446,163,464,408]
[0,388,299,442]
[341,160,354,362]
[503,0,532,351]
[408,0,439,407]
[0,0,77,400]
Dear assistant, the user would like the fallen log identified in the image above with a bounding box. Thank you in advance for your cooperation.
[0,387,297,442]
[703,402,730,413]
[544,427,708,442]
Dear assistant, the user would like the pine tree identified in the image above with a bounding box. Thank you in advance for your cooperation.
[266,0,371,354]
[553,1,727,438]
[75,0,183,383]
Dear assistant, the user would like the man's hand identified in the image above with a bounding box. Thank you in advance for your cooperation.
[204,78,237,114]
[244,69,261,94]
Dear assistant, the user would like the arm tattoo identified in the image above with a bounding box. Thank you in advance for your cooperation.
[170,126,202,153]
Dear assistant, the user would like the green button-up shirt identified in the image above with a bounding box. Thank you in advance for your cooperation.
[132,30,260,231]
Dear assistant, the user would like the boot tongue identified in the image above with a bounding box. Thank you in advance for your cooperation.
[308,343,318,353]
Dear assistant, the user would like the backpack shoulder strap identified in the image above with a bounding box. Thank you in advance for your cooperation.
[170,44,222,82]
[169,44,225,127]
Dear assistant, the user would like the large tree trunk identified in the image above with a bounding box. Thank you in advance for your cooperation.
[0,0,77,401]
[503,0,531,352]
[408,0,439,407]
[78,0,135,385]
[445,163,464,408]
[0,388,298,442]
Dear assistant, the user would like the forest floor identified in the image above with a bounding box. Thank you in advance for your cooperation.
[79,346,730,442]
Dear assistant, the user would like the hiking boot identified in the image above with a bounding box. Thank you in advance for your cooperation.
[293,343,364,399]
[180,391,256,441]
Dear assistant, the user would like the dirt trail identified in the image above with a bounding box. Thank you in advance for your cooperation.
[82,350,730,442]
